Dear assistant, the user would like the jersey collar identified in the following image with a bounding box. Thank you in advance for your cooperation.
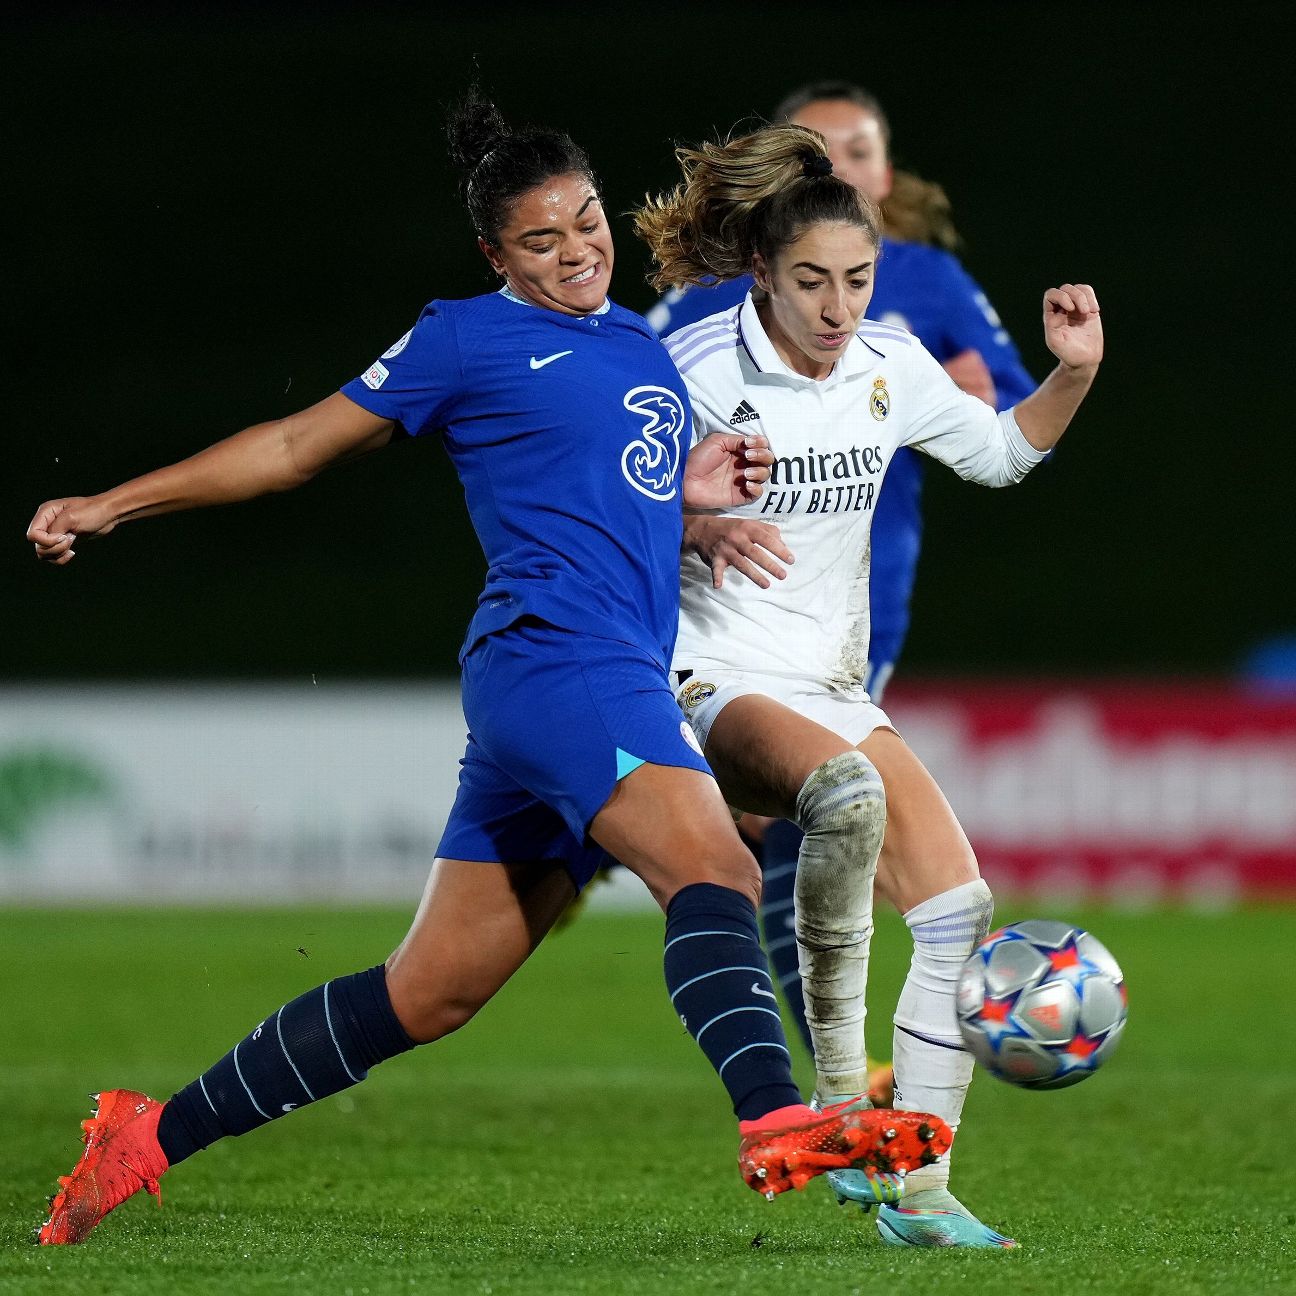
[738,291,883,387]
[498,283,611,316]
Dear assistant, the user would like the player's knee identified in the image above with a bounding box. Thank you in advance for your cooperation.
[793,751,886,942]
[384,962,489,1044]
[795,750,886,859]
[658,842,762,910]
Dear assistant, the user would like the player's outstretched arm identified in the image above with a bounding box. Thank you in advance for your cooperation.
[681,432,773,510]
[27,393,394,565]
[1012,283,1103,452]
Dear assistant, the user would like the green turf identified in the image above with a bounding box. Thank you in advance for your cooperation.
[2,904,1293,1295]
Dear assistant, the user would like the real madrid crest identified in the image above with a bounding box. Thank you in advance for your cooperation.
[870,375,890,422]
[679,679,717,711]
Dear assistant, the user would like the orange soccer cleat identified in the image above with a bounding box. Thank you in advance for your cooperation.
[36,1089,170,1245]
[738,1098,951,1199]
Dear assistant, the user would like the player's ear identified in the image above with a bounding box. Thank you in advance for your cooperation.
[478,236,506,278]
[752,252,772,293]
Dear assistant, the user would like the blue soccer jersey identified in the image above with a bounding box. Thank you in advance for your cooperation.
[341,290,691,667]
[341,288,710,882]
[647,239,1034,682]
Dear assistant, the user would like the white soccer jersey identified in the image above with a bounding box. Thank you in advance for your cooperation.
[668,293,1046,692]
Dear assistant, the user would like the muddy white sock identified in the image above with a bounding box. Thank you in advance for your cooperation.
[892,878,993,1191]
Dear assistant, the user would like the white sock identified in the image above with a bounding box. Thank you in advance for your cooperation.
[793,751,886,1101]
[892,878,993,1192]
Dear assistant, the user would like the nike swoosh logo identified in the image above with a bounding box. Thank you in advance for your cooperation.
[530,350,573,370]
[752,983,777,1000]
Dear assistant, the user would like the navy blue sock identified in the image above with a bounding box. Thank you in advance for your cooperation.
[759,819,814,1057]
[664,882,802,1121]
[156,964,415,1166]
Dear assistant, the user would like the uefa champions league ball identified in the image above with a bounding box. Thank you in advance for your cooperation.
[956,920,1127,1089]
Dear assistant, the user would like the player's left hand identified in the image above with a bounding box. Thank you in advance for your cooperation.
[682,432,773,509]
[1043,283,1103,371]
[942,348,996,406]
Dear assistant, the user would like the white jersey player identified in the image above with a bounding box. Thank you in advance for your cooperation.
[671,296,1042,702]
[636,123,1102,1248]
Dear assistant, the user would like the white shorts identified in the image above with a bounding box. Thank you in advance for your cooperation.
[673,667,895,752]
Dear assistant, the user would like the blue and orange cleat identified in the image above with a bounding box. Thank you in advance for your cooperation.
[36,1089,169,1245]
[825,1165,906,1210]
[738,1099,951,1199]
[875,1187,1017,1248]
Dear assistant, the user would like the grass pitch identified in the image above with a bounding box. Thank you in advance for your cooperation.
[2,903,1293,1295]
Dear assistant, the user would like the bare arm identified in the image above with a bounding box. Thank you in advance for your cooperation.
[1013,284,1103,451]
[28,392,393,564]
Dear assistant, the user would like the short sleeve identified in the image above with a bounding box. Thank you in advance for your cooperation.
[338,303,463,438]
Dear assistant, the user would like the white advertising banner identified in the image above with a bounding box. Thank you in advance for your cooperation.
[5,683,1294,907]
[1,685,470,902]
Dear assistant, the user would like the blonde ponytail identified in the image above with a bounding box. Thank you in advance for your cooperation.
[635,125,878,292]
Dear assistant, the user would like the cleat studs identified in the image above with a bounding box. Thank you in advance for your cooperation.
[917,1122,934,1142]
[755,1167,767,1180]
[764,1190,776,1202]
[882,1127,897,1141]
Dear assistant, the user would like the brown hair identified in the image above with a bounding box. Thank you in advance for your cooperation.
[635,124,881,291]
[445,88,599,244]
[883,170,961,251]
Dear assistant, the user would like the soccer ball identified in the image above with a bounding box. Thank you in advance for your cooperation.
[956,920,1127,1089]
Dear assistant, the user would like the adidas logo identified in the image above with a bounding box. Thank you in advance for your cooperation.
[728,400,760,425]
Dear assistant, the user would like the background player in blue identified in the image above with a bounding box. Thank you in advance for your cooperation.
[27,93,951,1246]
[648,82,1035,1084]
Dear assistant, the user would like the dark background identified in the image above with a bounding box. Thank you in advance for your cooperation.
[4,2,1289,681]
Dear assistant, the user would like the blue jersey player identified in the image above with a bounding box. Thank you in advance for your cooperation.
[28,93,951,1246]
[648,82,1034,1091]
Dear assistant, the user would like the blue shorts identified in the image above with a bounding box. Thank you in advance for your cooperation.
[437,619,714,890]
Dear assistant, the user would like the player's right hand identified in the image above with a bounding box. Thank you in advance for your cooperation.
[27,496,117,565]
[684,516,794,590]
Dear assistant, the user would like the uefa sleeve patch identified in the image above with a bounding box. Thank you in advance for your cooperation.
[362,361,390,390]
[381,330,412,359]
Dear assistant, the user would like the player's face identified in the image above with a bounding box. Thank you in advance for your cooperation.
[753,222,877,380]
[790,101,892,204]
[481,173,614,316]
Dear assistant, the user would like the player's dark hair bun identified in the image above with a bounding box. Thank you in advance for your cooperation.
[444,88,598,245]
[445,88,511,177]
